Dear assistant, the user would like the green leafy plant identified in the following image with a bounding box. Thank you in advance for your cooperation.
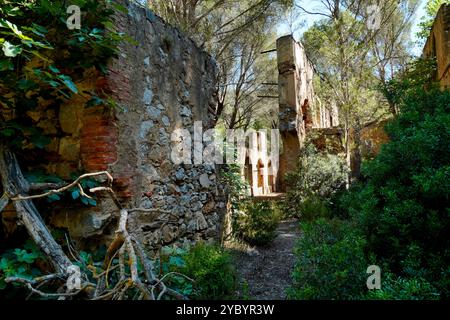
[366,272,441,300]
[0,0,124,151]
[339,85,450,298]
[159,246,193,298]
[220,164,251,214]
[281,144,347,219]
[0,240,44,291]
[289,218,368,300]
[234,200,280,246]
[165,243,237,300]
[24,170,99,206]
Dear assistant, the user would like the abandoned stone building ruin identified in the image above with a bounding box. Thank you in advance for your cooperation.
[246,5,450,196]
[240,35,341,196]
[277,35,340,192]
[1,1,448,257]
[1,0,226,253]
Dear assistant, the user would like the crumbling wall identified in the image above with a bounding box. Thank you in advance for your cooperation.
[359,120,390,159]
[3,0,225,252]
[276,35,339,191]
[102,1,225,250]
[423,3,450,89]
[82,2,225,248]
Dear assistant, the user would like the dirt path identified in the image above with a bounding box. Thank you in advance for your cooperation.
[232,220,300,300]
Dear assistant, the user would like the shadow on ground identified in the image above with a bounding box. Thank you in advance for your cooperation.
[230,220,300,300]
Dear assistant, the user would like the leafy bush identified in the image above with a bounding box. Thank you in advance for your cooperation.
[175,243,236,300]
[0,241,44,296]
[234,200,280,246]
[159,246,194,298]
[282,144,347,219]
[366,272,441,300]
[294,194,330,221]
[381,58,437,111]
[342,87,450,297]
[0,0,124,152]
[289,218,368,300]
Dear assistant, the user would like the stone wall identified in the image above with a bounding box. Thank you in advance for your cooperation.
[423,4,450,89]
[103,1,225,251]
[4,0,226,252]
[359,120,390,159]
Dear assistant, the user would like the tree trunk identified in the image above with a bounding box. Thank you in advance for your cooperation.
[0,145,72,274]
[350,127,362,181]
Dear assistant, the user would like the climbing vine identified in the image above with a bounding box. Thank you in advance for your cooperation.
[0,0,124,151]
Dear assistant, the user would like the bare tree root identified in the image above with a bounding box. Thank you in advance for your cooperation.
[0,144,192,300]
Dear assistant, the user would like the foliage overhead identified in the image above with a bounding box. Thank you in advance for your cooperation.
[0,0,124,151]
[416,0,450,40]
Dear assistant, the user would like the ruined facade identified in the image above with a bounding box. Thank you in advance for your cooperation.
[277,35,339,191]
[241,35,341,196]
[2,0,226,252]
[423,3,450,89]
[103,1,225,250]
[241,131,279,196]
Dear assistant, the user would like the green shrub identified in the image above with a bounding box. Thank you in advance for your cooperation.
[235,200,280,246]
[366,273,441,300]
[289,218,368,300]
[342,87,450,297]
[295,194,331,221]
[282,144,347,219]
[175,243,236,300]
[0,240,44,298]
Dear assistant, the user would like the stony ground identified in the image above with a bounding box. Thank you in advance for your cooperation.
[231,220,300,300]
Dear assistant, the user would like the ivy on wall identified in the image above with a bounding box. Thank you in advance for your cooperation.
[0,0,125,151]
[0,1,128,295]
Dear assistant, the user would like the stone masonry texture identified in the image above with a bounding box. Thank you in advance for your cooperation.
[41,0,225,252]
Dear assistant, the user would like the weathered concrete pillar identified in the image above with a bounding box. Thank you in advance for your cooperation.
[277,35,303,192]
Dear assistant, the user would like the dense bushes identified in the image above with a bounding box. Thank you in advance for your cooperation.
[164,243,237,300]
[288,83,449,299]
[181,243,237,300]
[234,200,281,246]
[289,218,368,299]
[282,144,347,219]
[342,87,450,298]
[0,240,44,298]
[0,0,123,151]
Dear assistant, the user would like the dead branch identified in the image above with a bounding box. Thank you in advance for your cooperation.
[0,145,190,300]
[5,276,95,298]
[11,171,113,201]
[29,182,66,191]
